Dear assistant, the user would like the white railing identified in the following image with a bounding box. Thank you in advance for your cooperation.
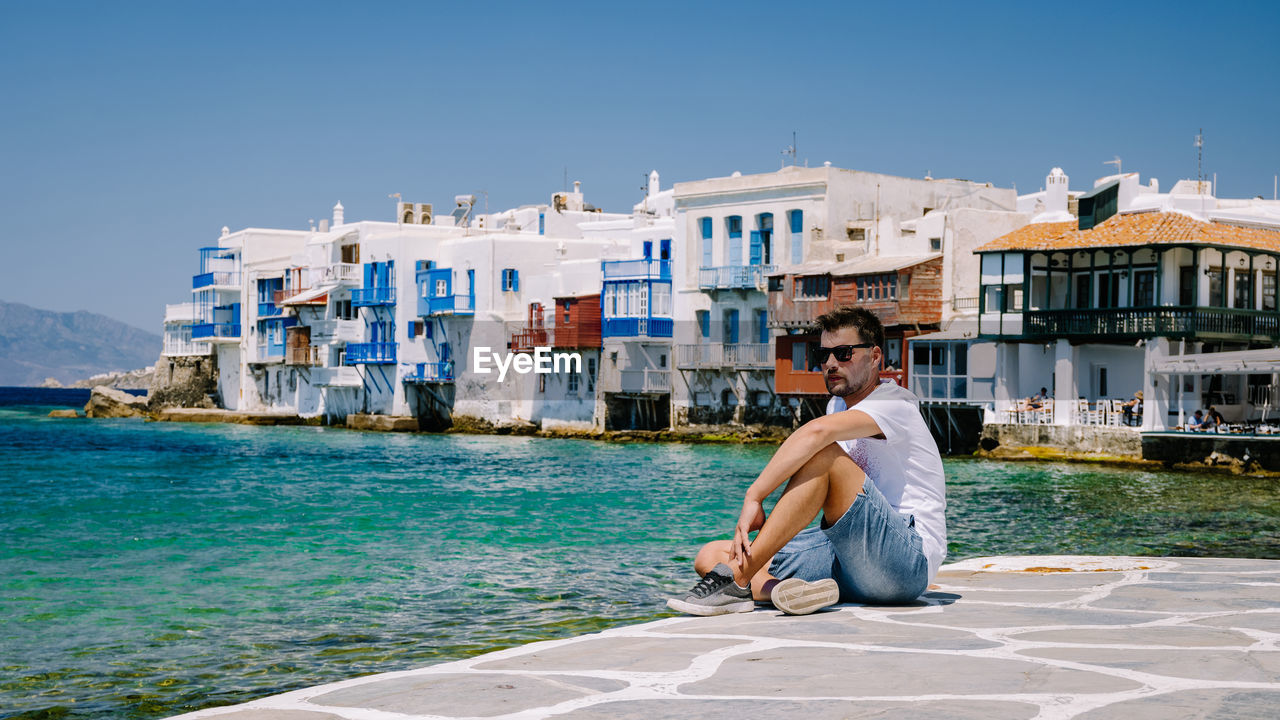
[676,343,771,369]
[164,303,199,324]
[162,339,210,356]
[318,263,361,285]
[309,319,362,343]
[313,366,361,387]
[620,369,670,393]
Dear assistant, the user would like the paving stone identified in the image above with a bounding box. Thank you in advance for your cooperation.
[1075,689,1280,720]
[937,589,1098,605]
[896,604,1153,629]
[1157,558,1280,573]
[681,647,1142,697]
[1194,612,1280,634]
[1008,625,1256,647]
[1145,571,1280,584]
[933,570,1130,591]
[308,672,626,717]
[1092,583,1280,612]
[1019,648,1280,683]
[474,636,749,672]
[558,698,1040,719]
[662,612,1000,650]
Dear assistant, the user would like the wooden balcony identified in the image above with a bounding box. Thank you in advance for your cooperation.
[1019,307,1280,342]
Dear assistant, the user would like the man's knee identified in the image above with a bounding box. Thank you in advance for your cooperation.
[694,540,732,575]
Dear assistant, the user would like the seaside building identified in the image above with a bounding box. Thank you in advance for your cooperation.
[968,168,1280,430]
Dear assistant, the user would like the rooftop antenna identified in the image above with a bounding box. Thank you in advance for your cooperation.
[781,131,797,168]
[1104,156,1122,177]
[1195,129,1205,194]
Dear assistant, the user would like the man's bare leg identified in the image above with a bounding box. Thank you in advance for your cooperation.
[694,443,866,601]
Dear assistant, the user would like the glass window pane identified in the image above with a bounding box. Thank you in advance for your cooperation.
[952,344,967,375]
[913,344,930,370]
[951,377,966,399]
[930,345,946,371]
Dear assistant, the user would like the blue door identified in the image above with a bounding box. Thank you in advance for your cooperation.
[724,309,739,344]
[749,231,763,266]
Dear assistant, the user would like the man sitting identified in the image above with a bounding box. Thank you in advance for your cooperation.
[667,306,946,616]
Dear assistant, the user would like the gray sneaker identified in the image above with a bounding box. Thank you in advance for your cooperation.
[770,577,840,615]
[666,563,754,616]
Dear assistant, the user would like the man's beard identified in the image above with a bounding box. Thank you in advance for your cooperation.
[825,373,856,397]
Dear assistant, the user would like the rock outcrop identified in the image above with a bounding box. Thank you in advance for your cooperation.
[84,386,149,418]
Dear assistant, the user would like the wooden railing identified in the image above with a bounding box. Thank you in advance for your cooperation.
[1023,307,1280,341]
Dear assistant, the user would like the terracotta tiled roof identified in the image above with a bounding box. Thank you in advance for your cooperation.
[975,212,1280,254]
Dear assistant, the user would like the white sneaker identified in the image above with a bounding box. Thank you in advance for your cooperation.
[770,577,839,615]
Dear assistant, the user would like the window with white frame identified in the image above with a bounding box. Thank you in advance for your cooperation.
[912,341,968,400]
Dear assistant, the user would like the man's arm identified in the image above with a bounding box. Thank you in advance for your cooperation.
[729,409,884,565]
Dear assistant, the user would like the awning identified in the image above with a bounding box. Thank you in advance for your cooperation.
[768,254,941,277]
[279,286,330,305]
[1150,348,1280,375]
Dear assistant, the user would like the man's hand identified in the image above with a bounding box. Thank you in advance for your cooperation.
[729,497,766,572]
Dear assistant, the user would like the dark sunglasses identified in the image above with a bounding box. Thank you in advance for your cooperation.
[813,343,875,364]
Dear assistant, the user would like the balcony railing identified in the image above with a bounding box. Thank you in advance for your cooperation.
[602,317,673,338]
[319,263,361,285]
[163,339,210,356]
[1020,307,1280,341]
[676,343,772,369]
[952,297,979,311]
[344,342,397,364]
[425,294,476,316]
[191,322,240,340]
[257,302,284,318]
[287,346,320,366]
[352,287,396,307]
[273,287,310,304]
[602,259,671,280]
[699,265,775,291]
[403,362,455,383]
[313,366,361,387]
[193,271,240,289]
[619,369,670,393]
[510,328,550,352]
[254,345,284,363]
[310,319,363,343]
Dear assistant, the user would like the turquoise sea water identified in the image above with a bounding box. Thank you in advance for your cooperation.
[2,389,1279,719]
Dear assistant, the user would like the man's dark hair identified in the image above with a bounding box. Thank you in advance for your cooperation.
[814,306,885,348]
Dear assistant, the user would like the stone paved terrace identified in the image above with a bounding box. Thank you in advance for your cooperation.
[171,556,1280,720]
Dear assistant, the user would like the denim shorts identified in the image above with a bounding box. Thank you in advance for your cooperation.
[768,476,929,604]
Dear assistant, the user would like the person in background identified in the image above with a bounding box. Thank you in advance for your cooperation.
[1188,409,1205,430]
[1206,406,1226,429]
[1023,387,1049,411]
[1121,391,1143,426]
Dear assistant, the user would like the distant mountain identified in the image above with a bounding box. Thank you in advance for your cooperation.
[0,301,162,387]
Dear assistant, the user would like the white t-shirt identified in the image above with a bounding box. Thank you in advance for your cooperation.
[827,382,947,582]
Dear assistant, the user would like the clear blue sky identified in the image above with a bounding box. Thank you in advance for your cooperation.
[2,1,1277,331]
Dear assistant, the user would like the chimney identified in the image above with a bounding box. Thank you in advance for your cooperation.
[1045,168,1068,216]
[333,201,344,227]
[319,219,330,233]
[648,170,660,198]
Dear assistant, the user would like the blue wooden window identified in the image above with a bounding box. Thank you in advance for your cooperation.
[501,269,519,292]
[700,217,713,267]
[697,310,709,338]
[749,231,763,266]
[727,216,743,266]
[408,321,415,339]
[756,309,768,344]
[424,321,433,339]
[643,241,652,259]
[789,210,803,264]
[660,238,671,261]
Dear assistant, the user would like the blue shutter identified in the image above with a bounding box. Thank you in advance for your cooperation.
[697,311,709,338]
[749,231,763,266]
[756,309,768,344]
[538,212,545,235]
[729,232,742,266]
[363,263,374,287]
[660,238,671,260]
[790,210,803,264]
[408,321,415,339]
[643,241,652,259]
[387,260,394,287]
[467,269,475,299]
[725,309,739,344]
[701,218,713,268]
[512,270,519,292]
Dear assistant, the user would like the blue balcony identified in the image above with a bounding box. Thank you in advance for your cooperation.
[257,302,284,318]
[191,322,241,340]
[603,259,671,281]
[403,362,455,383]
[424,294,476,316]
[699,265,775,291]
[352,287,396,307]
[345,342,396,364]
[602,317,673,339]
[193,271,240,289]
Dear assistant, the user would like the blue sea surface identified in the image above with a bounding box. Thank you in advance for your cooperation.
[2,388,1278,719]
